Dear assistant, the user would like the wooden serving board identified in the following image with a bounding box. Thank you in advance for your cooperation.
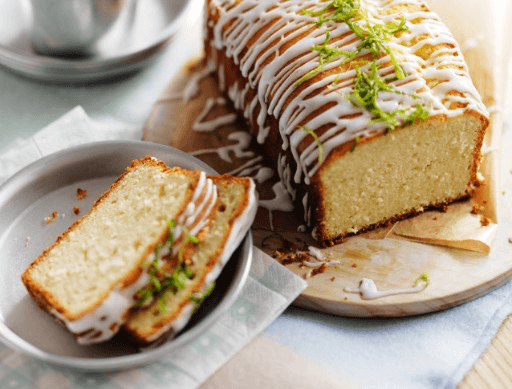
[143,0,510,317]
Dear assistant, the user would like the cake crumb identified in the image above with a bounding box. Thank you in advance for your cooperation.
[471,203,481,215]
[433,216,438,221]
[331,276,336,282]
[351,263,358,268]
[44,211,58,224]
[25,236,31,247]
[480,215,491,226]
[508,237,512,244]
[76,188,87,199]
[73,207,80,215]
[311,263,328,277]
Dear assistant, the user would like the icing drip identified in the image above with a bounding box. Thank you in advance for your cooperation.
[158,61,216,103]
[303,245,341,267]
[193,97,238,132]
[190,131,255,162]
[344,277,428,300]
[208,0,489,188]
[258,181,294,230]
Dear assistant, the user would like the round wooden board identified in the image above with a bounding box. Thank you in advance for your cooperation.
[143,59,511,318]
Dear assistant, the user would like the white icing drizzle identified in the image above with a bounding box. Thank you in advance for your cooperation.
[302,259,341,268]
[308,245,324,261]
[192,97,238,132]
[208,0,489,191]
[157,61,216,104]
[303,245,340,267]
[54,172,217,344]
[141,179,258,345]
[226,155,264,175]
[181,61,217,102]
[50,270,151,344]
[190,131,255,162]
[258,181,294,230]
[252,166,274,184]
[344,277,428,300]
[302,193,310,226]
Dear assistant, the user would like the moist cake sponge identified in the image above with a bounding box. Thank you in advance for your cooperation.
[21,157,218,344]
[205,0,489,245]
[123,175,257,348]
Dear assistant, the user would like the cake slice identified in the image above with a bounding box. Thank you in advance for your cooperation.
[122,175,257,348]
[205,0,489,245]
[21,157,218,344]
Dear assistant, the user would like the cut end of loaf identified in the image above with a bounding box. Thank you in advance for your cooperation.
[314,112,487,244]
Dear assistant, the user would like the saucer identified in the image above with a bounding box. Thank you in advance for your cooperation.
[0,0,195,83]
[0,140,253,371]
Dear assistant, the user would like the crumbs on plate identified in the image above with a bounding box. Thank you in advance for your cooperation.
[44,211,58,224]
[76,188,87,199]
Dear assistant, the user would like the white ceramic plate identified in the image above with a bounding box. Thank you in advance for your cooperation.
[0,140,253,371]
[0,0,195,82]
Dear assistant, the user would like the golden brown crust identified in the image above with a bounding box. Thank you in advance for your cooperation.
[21,156,202,322]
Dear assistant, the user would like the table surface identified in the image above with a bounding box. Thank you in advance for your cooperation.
[1,1,511,388]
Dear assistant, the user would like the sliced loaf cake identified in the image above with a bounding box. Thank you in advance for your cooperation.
[122,175,257,348]
[21,157,218,344]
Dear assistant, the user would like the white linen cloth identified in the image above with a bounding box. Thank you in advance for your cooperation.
[0,106,308,389]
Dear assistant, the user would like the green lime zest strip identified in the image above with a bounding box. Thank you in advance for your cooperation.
[136,220,199,311]
[189,281,217,313]
[345,11,408,80]
[294,30,357,88]
[299,126,324,162]
[302,0,360,27]
[295,1,408,87]
[346,62,428,131]
[414,273,430,287]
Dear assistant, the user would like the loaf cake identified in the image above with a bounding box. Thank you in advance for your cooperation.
[123,175,257,348]
[205,0,489,245]
[21,157,218,344]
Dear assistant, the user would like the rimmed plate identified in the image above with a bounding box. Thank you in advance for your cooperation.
[0,140,253,371]
[0,0,196,83]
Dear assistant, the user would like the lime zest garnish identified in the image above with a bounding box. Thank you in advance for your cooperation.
[136,219,200,311]
[351,136,359,152]
[302,0,360,27]
[299,126,324,162]
[189,281,217,313]
[345,62,428,132]
[414,273,430,287]
[294,30,356,88]
[295,1,428,136]
[295,2,408,87]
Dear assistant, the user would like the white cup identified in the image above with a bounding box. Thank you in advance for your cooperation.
[29,0,127,56]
